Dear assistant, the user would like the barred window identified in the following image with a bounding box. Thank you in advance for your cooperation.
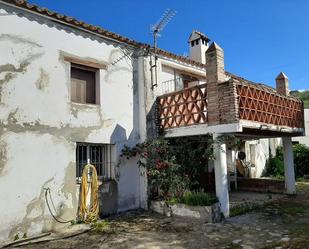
[76,143,114,180]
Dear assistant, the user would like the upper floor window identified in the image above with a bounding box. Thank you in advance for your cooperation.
[71,64,97,104]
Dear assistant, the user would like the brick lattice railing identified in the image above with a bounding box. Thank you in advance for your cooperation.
[236,82,304,128]
[157,80,304,131]
[157,84,207,129]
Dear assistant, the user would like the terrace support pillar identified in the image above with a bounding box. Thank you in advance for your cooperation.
[276,73,296,194]
[282,137,296,194]
[133,54,148,210]
[213,133,229,217]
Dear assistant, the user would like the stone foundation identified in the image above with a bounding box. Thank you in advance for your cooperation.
[237,178,285,193]
[150,201,221,223]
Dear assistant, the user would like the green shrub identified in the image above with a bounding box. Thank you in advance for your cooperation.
[181,191,218,206]
[263,144,309,179]
[263,154,284,178]
[293,144,309,177]
[290,90,309,108]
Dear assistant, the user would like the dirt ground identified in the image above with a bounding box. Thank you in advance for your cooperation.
[18,182,309,249]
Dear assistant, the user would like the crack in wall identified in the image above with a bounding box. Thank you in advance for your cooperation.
[0,22,138,241]
[0,34,42,47]
[0,52,43,103]
[61,161,78,217]
[0,140,7,176]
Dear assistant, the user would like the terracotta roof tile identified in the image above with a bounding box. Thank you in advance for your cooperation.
[1,0,206,68]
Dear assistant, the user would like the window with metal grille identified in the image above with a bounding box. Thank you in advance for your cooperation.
[76,143,114,180]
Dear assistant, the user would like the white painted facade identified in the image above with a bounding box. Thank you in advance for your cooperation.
[293,109,309,146]
[0,1,304,244]
[0,3,147,244]
[244,139,270,178]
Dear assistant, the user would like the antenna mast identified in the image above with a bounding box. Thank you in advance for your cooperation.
[150,9,176,89]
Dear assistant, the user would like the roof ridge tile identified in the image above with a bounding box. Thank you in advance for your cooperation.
[1,0,206,68]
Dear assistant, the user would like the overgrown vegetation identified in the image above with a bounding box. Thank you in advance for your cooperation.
[90,220,115,234]
[121,139,190,200]
[169,136,214,190]
[290,90,309,108]
[263,144,309,178]
[168,191,218,206]
[230,202,262,217]
[121,136,227,201]
[181,191,218,206]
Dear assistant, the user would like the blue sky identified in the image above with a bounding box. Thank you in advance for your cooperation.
[29,0,309,90]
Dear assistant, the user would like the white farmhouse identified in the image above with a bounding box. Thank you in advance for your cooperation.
[0,0,305,245]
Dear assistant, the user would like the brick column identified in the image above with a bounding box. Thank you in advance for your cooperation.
[206,42,226,125]
[276,72,289,96]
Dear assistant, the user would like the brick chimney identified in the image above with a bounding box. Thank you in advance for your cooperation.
[206,42,225,83]
[276,72,289,96]
[206,42,226,125]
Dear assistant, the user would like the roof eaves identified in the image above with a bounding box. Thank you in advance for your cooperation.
[0,0,205,68]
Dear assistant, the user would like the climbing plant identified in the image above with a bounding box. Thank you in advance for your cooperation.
[121,134,240,200]
[121,138,189,200]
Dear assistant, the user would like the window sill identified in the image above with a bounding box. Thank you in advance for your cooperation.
[71,101,101,108]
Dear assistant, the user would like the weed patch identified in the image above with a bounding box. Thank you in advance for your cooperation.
[168,191,218,206]
[230,202,262,217]
[90,220,115,234]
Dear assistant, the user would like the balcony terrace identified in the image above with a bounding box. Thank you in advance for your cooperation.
[157,76,304,138]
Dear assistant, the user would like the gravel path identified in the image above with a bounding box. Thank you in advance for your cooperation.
[19,183,309,249]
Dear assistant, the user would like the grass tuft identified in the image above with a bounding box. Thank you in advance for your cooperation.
[230,202,262,217]
[167,192,218,206]
[90,220,115,234]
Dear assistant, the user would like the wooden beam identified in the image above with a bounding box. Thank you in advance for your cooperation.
[64,56,107,70]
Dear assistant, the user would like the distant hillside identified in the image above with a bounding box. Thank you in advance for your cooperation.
[290,90,309,108]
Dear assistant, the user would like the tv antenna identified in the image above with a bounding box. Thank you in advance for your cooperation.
[151,9,177,50]
[150,9,177,89]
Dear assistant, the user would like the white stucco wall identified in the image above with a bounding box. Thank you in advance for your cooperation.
[244,139,269,178]
[0,4,145,244]
[148,57,206,96]
[293,109,309,146]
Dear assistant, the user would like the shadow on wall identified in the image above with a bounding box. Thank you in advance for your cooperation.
[146,101,159,139]
[5,5,122,49]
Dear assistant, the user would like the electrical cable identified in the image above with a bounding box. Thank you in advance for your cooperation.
[44,188,72,224]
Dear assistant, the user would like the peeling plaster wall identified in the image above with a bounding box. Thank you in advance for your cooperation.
[0,4,144,244]
[244,139,269,178]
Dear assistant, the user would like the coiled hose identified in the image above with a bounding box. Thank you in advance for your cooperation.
[79,164,99,223]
